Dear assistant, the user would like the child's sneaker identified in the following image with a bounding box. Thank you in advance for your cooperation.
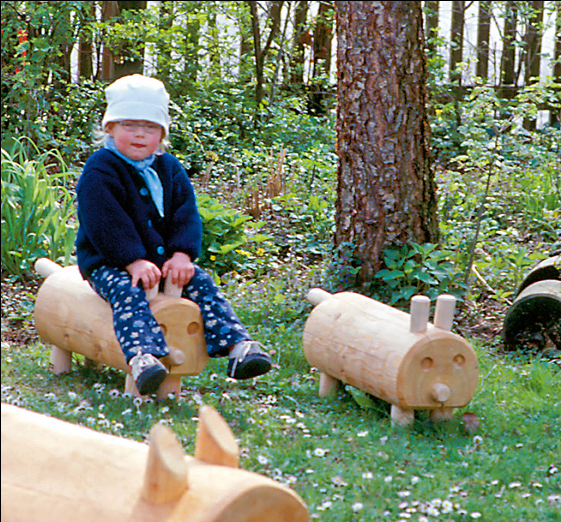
[130,353,168,395]
[227,341,271,380]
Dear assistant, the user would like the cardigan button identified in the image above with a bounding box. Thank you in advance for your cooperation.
[157,246,165,255]
[140,187,149,196]
[147,220,152,227]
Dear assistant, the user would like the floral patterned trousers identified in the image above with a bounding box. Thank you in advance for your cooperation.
[89,265,249,362]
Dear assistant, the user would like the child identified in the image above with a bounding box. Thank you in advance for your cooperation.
[76,74,271,395]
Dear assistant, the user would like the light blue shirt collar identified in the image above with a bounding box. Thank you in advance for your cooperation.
[104,136,164,218]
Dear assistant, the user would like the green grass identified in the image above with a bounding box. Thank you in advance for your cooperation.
[1,279,560,522]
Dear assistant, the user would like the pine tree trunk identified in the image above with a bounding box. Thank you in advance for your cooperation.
[334,1,438,285]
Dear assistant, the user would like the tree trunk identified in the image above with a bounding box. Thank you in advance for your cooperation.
[476,1,491,80]
[524,0,544,84]
[523,0,544,130]
[552,2,561,127]
[449,0,465,85]
[247,1,283,113]
[334,1,438,285]
[424,1,439,56]
[157,1,174,84]
[114,1,147,79]
[101,1,119,82]
[78,2,95,82]
[312,1,334,79]
[289,0,309,86]
[183,3,202,84]
[500,1,518,94]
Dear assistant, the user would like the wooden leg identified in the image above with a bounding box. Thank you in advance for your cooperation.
[157,375,182,401]
[391,405,415,427]
[319,372,339,398]
[430,407,454,422]
[50,345,72,374]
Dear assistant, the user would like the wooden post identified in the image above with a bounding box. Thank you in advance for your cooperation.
[410,295,430,333]
[319,372,339,398]
[434,294,456,331]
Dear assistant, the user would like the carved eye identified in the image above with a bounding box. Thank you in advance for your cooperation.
[421,357,433,370]
[187,322,200,335]
[453,354,465,367]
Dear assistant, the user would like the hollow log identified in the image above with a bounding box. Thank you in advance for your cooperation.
[516,254,560,295]
[0,403,309,522]
[503,279,561,351]
[303,289,479,426]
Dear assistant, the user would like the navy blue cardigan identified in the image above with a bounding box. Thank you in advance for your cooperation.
[76,149,202,279]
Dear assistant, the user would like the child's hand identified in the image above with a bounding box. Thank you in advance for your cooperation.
[126,259,162,290]
[162,252,194,288]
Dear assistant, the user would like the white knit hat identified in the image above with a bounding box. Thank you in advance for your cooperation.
[102,74,171,136]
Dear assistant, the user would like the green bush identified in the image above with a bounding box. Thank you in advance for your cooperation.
[373,242,467,308]
[1,139,78,276]
[197,192,271,278]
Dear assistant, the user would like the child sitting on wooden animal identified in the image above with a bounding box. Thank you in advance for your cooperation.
[76,74,271,395]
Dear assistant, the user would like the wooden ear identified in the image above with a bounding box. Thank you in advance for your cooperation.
[141,423,188,504]
[194,404,240,468]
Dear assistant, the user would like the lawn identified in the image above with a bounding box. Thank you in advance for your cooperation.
[1,271,559,522]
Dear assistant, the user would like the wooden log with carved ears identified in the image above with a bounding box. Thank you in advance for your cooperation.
[1,403,309,522]
[34,258,209,399]
[303,289,479,426]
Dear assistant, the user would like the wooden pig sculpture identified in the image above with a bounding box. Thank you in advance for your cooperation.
[0,402,309,522]
[303,289,479,426]
[34,258,208,399]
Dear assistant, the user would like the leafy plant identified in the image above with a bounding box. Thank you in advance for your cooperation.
[1,138,78,276]
[197,192,271,278]
[373,242,467,308]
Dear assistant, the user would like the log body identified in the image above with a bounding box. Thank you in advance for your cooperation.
[303,292,478,411]
[1,403,309,522]
[34,265,208,378]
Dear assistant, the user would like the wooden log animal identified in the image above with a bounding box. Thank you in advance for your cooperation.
[302,289,479,426]
[34,258,209,399]
[0,402,309,522]
[503,254,561,351]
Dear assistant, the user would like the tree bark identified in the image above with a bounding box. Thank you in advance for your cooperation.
[523,0,544,130]
[500,1,518,92]
[524,0,544,84]
[157,1,174,84]
[449,0,465,85]
[289,0,309,86]
[101,1,119,82]
[114,1,147,79]
[77,2,96,82]
[312,1,334,79]
[334,1,437,285]
[552,2,561,127]
[476,1,491,80]
[247,1,284,112]
[424,1,439,56]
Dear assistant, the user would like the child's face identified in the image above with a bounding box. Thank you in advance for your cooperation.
[106,120,164,161]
